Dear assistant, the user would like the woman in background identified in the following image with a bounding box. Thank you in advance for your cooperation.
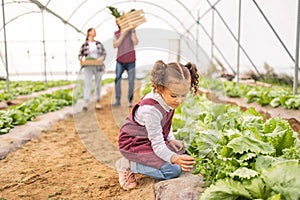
[78,28,106,110]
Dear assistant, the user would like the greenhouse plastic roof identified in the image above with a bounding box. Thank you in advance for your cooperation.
[0,0,299,80]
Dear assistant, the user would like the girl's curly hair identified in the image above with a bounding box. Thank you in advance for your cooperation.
[150,60,199,95]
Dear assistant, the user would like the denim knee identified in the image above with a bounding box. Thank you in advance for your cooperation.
[160,163,181,180]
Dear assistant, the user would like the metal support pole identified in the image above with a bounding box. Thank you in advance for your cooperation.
[1,0,9,92]
[206,0,262,78]
[177,39,181,63]
[196,9,200,64]
[253,0,295,63]
[294,0,300,94]
[211,7,215,77]
[237,0,242,85]
[64,24,68,80]
[41,8,47,82]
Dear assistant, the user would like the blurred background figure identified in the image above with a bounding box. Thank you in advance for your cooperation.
[78,28,107,111]
[112,21,139,107]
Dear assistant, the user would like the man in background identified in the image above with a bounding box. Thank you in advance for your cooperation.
[112,23,139,107]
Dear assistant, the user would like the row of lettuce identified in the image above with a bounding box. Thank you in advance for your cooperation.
[0,78,115,135]
[0,89,75,134]
[199,77,300,109]
[0,80,74,101]
[173,94,300,200]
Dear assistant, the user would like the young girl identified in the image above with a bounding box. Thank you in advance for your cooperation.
[116,60,199,190]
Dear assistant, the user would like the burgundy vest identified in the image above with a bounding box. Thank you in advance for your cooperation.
[118,98,175,169]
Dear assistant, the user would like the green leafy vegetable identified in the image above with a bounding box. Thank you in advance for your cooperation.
[200,178,252,200]
[262,160,300,200]
[171,93,300,199]
[107,6,122,18]
[227,135,275,155]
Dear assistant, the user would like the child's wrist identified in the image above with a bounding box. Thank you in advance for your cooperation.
[171,154,180,164]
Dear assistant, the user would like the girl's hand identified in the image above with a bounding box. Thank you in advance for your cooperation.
[171,154,195,172]
[169,140,183,152]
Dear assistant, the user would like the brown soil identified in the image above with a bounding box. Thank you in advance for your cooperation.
[0,80,155,200]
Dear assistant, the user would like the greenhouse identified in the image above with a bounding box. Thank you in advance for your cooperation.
[0,0,300,199]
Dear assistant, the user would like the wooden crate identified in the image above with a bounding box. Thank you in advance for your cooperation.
[81,60,103,66]
[116,9,146,32]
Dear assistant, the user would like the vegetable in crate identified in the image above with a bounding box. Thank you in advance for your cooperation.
[107,6,122,18]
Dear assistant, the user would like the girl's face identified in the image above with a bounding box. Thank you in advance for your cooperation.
[160,80,190,109]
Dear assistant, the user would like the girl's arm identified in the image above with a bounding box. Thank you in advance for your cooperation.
[167,127,183,151]
[137,105,195,172]
[136,105,175,162]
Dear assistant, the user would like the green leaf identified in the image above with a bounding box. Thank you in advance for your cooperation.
[220,146,233,158]
[107,6,122,18]
[284,96,300,109]
[268,193,281,200]
[8,109,27,125]
[227,135,275,155]
[281,140,300,160]
[85,56,96,60]
[239,152,257,161]
[246,89,260,103]
[263,118,296,156]
[200,178,252,200]
[262,160,300,200]
[270,97,281,108]
[254,155,277,172]
[243,177,270,199]
[229,167,258,179]
[241,115,264,132]
[172,115,186,132]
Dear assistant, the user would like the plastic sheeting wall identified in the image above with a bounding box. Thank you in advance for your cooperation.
[0,0,299,81]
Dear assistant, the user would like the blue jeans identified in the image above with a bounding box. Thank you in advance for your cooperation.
[115,61,136,103]
[130,161,181,180]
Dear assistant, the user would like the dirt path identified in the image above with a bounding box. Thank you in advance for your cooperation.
[0,80,155,200]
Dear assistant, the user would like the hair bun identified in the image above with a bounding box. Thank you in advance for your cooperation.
[156,60,167,68]
[185,62,192,70]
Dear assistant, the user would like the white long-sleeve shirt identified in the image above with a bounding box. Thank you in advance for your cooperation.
[134,91,176,163]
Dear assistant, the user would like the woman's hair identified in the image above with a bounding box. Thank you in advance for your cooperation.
[150,60,199,95]
[86,28,94,40]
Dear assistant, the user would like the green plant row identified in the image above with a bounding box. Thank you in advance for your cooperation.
[173,94,300,200]
[0,80,74,101]
[0,89,75,135]
[101,78,114,86]
[0,78,115,135]
[199,76,300,109]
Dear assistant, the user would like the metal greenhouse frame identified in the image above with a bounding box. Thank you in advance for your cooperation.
[1,0,299,94]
